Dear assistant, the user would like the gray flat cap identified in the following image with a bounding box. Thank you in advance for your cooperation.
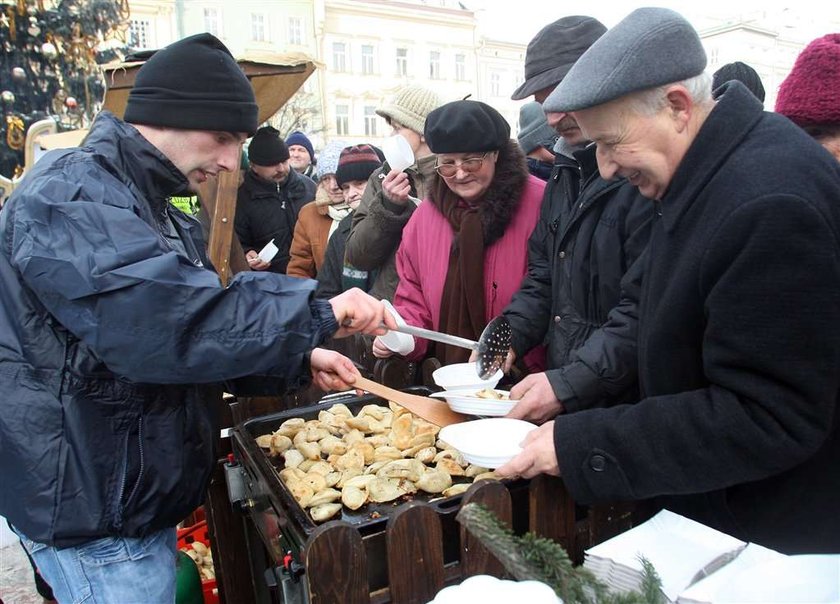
[543,7,707,112]
[511,16,607,101]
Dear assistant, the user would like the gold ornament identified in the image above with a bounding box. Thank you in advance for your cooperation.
[6,115,25,151]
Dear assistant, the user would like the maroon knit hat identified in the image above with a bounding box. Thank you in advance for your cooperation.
[776,33,840,127]
[335,144,382,187]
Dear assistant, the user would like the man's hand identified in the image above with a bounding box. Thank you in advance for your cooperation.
[245,250,270,271]
[329,288,397,338]
[381,170,412,205]
[309,348,359,391]
[372,336,396,358]
[495,421,560,479]
[507,372,565,423]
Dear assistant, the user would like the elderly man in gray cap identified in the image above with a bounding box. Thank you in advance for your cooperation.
[498,7,840,555]
[502,16,653,425]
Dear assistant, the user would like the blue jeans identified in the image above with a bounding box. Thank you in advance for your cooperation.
[16,526,176,604]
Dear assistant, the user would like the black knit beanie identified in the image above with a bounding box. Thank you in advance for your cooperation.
[424,100,510,153]
[335,145,382,187]
[248,126,290,166]
[712,61,765,103]
[124,33,259,135]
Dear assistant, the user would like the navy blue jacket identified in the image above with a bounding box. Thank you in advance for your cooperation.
[0,112,337,547]
[553,83,840,554]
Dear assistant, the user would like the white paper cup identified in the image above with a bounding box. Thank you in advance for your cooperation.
[379,300,414,354]
[381,135,415,173]
[257,239,279,263]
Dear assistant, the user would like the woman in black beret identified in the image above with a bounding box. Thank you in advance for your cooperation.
[372,100,547,372]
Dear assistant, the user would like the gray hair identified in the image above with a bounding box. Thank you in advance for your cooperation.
[625,72,714,116]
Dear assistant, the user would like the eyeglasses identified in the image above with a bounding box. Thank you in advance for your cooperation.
[434,153,490,178]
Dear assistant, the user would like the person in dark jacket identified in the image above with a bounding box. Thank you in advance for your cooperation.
[517,101,558,180]
[0,34,393,603]
[503,15,652,421]
[498,8,840,555]
[235,126,316,273]
[316,144,381,299]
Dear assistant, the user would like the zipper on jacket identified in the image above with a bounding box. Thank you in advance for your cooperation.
[116,416,145,529]
[277,183,286,209]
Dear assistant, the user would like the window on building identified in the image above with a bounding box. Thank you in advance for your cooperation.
[251,13,266,42]
[333,42,347,72]
[128,19,150,49]
[396,47,408,76]
[490,71,501,97]
[336,105,349,135]
[429,50,441,79]
[454,53,466,81]
[203,9,220,37]
[361,44,374,75]
[288,16,303,45]
[364,106,378,136]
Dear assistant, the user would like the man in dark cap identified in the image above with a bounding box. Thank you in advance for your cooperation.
[0,33,394,601]
[712,61,766,103]
[499,8,840,555]
[235,125,316,273]
[502,16,652,427]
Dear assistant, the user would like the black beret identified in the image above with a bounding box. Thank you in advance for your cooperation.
[424,100,511,153]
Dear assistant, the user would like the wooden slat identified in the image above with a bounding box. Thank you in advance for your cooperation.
[460,480,512,579]
[304,521,369,604]
[528,475,576,554]
[204,168,242,286]
[386,502,445,604]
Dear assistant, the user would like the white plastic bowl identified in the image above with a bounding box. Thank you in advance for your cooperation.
[429,388,517,416]
[439,418,536,468]
[432,362,503,391]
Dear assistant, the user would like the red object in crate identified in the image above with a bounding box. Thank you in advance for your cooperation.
[177,518,219,604]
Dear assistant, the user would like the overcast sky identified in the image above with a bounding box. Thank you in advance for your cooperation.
[465,0,840,44]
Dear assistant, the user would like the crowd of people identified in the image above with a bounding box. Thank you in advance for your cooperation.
[1,8,838,601]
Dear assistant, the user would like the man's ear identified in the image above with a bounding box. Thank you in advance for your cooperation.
[664,85,693,132]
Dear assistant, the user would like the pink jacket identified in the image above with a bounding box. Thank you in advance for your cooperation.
[394,175,546,372]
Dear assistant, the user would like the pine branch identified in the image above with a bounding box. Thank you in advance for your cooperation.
[456,503,665,604]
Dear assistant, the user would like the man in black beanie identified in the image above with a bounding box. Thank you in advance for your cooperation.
[236,125,316,273]
[0,32,394,603]
[502,16,652,428]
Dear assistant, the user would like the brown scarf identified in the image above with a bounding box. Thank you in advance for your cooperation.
[432,180,487,365]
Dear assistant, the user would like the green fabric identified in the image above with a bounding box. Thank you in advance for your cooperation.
[169,196,199,215]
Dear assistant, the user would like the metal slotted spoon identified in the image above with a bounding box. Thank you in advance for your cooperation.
[390,315,512,379]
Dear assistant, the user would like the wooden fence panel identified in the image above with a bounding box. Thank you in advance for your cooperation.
[304,521,369,604]
[386,502,446,604]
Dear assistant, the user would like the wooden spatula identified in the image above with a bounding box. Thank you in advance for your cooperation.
[353,376,469,427]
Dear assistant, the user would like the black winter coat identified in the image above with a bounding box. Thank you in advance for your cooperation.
[235,169,315,273]
[553,83,840,554]
[0,112,338,547]
[505,145,652,410]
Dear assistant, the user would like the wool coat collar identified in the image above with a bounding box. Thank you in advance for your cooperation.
[661,82,765,233]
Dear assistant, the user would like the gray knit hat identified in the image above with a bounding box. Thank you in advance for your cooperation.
[376,84,442,134]
[543,7,707,113]
[517,102,558,154]
[315,139,348,180]
[511,16,607,101]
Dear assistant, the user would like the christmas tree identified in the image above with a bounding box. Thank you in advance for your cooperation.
[0,0,130,180]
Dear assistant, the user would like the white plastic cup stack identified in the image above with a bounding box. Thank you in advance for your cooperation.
[257,239,279,263]
[381,134,415,173]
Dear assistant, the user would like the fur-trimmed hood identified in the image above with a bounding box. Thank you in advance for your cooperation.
[430,139,529,246]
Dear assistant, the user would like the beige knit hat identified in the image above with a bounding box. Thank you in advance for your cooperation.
[376,84,443,135]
